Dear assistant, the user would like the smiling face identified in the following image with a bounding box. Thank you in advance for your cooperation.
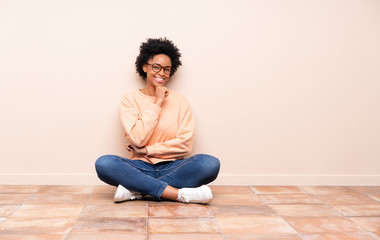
[143,54,172,88]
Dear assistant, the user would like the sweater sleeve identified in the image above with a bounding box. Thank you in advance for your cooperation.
[145,104,194,159]
[120,95,161,147]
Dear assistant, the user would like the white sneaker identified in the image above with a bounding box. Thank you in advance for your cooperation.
[178,185,213,204]
[114,185,142,203]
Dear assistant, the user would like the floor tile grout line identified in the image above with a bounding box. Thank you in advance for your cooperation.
[251,186,327,206]
[295,186,311,195]
[22,185,41,204]
[207,204,227,240]
[63,186,94,240]
[367,194,380,202]
[249,186,256,194]
[264,193,306,240]
[348,186,380,196]
[257,185,365,239]
[146,201,149,240]
[303,190,354,219]
[1,185,42,222]
[264,186,378,237]
[251,185,311,195]
[320,198,375,234]
[348,218,380,237]
[7,204,23,219]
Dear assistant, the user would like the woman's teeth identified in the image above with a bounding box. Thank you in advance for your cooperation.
[154,76,165,83]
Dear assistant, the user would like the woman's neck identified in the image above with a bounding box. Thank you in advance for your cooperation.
[140,84,156,97]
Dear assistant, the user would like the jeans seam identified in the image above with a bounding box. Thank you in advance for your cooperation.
[157,157,195,180]
[156,182,168,200]
[119,157,155,172]
[118,157,168,198]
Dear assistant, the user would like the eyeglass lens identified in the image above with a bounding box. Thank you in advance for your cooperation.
[151,63,171,74]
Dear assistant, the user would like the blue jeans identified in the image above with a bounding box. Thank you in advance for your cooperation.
[95,154,220,199]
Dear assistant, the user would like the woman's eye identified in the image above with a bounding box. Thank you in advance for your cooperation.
[153,66,160,71]
[164,69,171,74]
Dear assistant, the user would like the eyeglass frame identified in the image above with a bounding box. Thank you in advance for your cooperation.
[146,63,172,75]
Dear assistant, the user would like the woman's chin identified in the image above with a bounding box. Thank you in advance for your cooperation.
[154,82,167,87]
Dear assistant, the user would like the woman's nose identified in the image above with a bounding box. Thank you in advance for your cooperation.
[158,68,166,75]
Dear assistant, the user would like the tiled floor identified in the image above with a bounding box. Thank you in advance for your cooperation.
[0,185,379,240]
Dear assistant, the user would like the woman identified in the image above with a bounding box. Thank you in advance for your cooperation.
[95,38,220,204]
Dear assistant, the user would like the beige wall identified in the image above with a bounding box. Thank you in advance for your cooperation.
[1,0,379,185]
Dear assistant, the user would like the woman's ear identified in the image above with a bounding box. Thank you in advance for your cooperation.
[142,64,147,73]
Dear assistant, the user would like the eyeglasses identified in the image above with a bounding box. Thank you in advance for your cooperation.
[146,63,171,75]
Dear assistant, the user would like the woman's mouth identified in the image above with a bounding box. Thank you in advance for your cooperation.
[154,76,166,84]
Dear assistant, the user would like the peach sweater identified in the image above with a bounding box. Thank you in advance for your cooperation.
[120,89,194,164]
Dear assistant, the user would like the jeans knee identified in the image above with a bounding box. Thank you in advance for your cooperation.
[95,155,117,175]
[209,156,220,178]
[194,154,220,179]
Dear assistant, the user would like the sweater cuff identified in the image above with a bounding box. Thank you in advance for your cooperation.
[145,145,156,156]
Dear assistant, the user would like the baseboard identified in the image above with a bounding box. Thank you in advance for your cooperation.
[0,173,101,185]
[0,173,379,186]
[212,174,380,186]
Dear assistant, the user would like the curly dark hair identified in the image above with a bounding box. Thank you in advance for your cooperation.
[135,38,182,79]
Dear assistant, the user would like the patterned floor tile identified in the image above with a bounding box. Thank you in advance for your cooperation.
[148,204,212,218]
[10,204,83,218]
[0,218,75,234]
[147,200,184,206]
[78,203,146,219]
[211,204,275,217]
[38,185,93,194]
[1,184,379,239]
[216,216,296,234]
[224,233,302,240]
[368,194,380,202]
[25,193,90,205]
[148,217,220,234]
[87,193,115,204]
[0,205,20,217]
[301,186,358,195]
[210,193,264,205]
[67,232,145,240]
[72,218,146,234]
[210,186,253,194]
[0,194,33,204]
[285,217,365,233]
[0,234,66,240]
[350,217,380,234]
[270,204,342,217]
[92,185,116,193]
[259,194,322,204]
[301,233,380,240]
[349,187,380,194]
[332,205,380,217]
[314,193,380,205]
[148,233,225,240]
[0,185,40,194]
[251,186,305,194]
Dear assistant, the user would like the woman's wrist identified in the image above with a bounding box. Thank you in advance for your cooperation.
[154,98,163,106]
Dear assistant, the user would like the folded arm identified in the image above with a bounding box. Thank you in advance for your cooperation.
[146,105,194,159]
[120,96,161,147]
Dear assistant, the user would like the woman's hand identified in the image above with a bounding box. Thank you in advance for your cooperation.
[154,86,169,106]
[126,144,147,155]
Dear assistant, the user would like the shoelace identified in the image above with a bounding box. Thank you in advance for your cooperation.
[116,188,142,201]
[131,191,142,200]
[179,192,200,203]
[179,195,190,203]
